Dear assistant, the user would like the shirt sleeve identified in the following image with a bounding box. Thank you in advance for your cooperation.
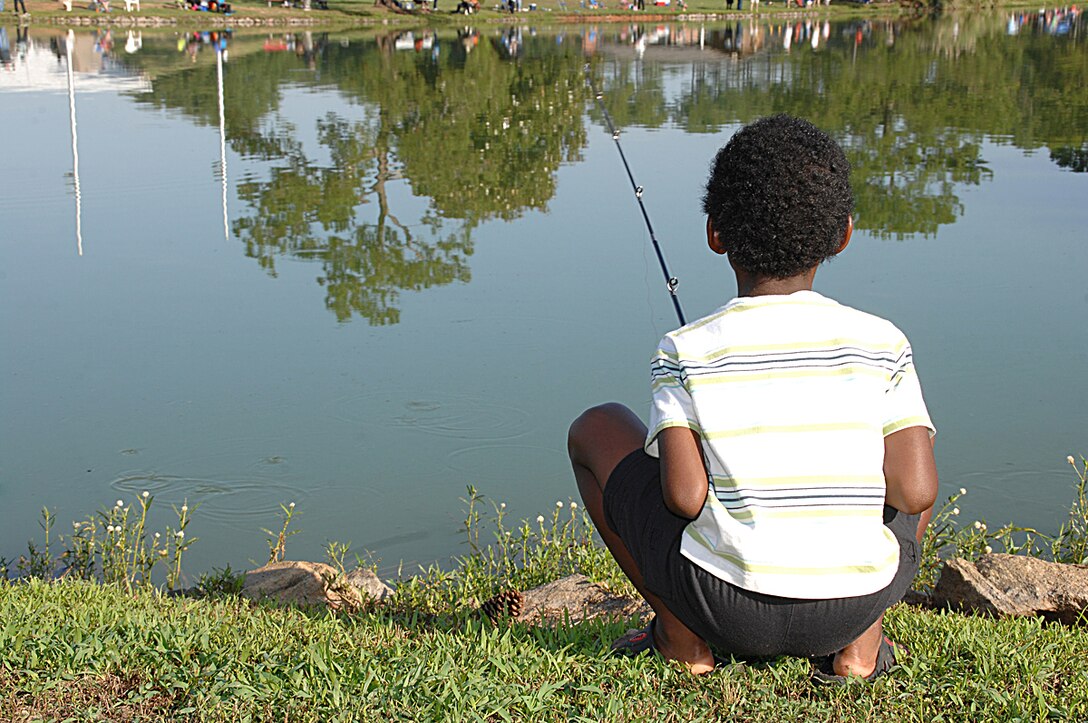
[644,334,702,458]
[883,341,936,437]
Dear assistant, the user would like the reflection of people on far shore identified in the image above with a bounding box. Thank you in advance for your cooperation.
[0,27,12,70]
[125,29,142,53]
[459,28,479,52]
[15,25,28,61]
[178,30,231,62]
[94,29,114,55]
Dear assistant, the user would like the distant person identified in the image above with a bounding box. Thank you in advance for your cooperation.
[12,0,27,15]
[568,115,937,681]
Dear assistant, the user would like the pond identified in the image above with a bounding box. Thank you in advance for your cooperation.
[1,13,1086,580]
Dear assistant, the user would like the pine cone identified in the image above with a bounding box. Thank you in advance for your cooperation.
[480,588,524,622]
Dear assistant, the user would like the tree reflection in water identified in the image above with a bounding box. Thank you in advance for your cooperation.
[228,30,589,324]
[125,13,1085,321]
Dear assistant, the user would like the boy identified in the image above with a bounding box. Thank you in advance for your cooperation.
[568,115,937,680]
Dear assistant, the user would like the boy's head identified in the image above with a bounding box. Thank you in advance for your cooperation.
[702,114,853,279]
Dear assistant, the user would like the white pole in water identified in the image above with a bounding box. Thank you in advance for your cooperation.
[65,29,83,257]
[217,44,229,241]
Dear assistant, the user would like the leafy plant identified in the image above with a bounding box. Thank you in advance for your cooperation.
[8,494,195,592]
[196,565,246,598]
[16,508,56,580]
[1051,455,1088,564]
[394,486,624,615]
[321,540,363,614]
[262,502,299,564]
[916,453,1088,591]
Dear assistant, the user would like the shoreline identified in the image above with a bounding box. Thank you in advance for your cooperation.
[3,462,1084,717]
[3,0,1048,28]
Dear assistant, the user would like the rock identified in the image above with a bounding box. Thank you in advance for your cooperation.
[242,560,333,607]
[242,561,394,609]
[346,567,395,603]
[518,574,650,626]
[932,554,1088,624]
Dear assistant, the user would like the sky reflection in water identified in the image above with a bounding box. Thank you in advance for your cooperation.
[1,14,1086,577]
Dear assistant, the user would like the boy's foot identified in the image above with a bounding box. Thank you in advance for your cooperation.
[610,618,719,674]
[811,636,903,685]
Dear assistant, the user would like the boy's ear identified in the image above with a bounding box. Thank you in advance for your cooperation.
[836,215,853,254]
[707,217,727,255]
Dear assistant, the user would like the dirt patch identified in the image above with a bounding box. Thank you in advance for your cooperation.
[0,669,175,722]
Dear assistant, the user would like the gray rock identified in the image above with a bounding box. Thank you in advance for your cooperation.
[242,561,394,609]
[932,554,1088,624]
[346,567,395,603]
[519,574,650,626]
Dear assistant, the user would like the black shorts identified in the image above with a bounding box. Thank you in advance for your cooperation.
[603,449,920,658]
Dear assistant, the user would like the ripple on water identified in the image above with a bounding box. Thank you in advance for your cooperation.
[330,391,534,441]
[110,472,306,523]
[446,444,568,487]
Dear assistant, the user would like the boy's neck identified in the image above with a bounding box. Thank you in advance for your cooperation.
[733,266,818,298]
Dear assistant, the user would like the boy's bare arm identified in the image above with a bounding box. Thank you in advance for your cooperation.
[659,426,710,520]
[883,426,938,514]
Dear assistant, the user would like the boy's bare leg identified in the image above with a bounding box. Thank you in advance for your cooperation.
[833,503,934,677]
[568,402,715,675]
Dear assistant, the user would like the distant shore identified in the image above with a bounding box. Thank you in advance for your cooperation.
[4,0,1045,28]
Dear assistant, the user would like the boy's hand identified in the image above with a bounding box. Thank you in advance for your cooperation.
[659,426,709,520]
[883,426,938,514]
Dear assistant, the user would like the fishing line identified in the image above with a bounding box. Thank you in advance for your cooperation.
[585,64,686,327]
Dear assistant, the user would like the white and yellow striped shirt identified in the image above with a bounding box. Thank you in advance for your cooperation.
[646,290,934,599]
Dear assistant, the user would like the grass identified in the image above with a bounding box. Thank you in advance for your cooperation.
[1,578,1086,720]
[1,457,1085,719]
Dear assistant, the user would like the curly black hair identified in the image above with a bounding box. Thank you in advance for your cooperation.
[702,114,853,279]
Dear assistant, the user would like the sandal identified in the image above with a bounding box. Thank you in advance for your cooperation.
[811,635,904,685]
[610,618,731,669]
[610,619,658,657]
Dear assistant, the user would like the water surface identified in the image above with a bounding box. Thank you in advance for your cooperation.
[1,15,1086,578]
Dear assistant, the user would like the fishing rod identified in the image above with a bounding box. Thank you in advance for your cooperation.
[585,64,686,327]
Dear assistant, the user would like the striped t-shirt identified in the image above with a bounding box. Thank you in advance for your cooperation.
[645,290,934,600]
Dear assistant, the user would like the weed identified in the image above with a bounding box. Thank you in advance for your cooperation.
[321,540,363,613]
[395,486,625,615]
[1051,455,1088,564]
[262,502,299,564]
[165,500,197,591]
[196,565,246,598]
[5,453,1086,612]
[353,549,382,574]
[16,508,56,580]
[916,453,1088,591]
[8,494,195,592]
